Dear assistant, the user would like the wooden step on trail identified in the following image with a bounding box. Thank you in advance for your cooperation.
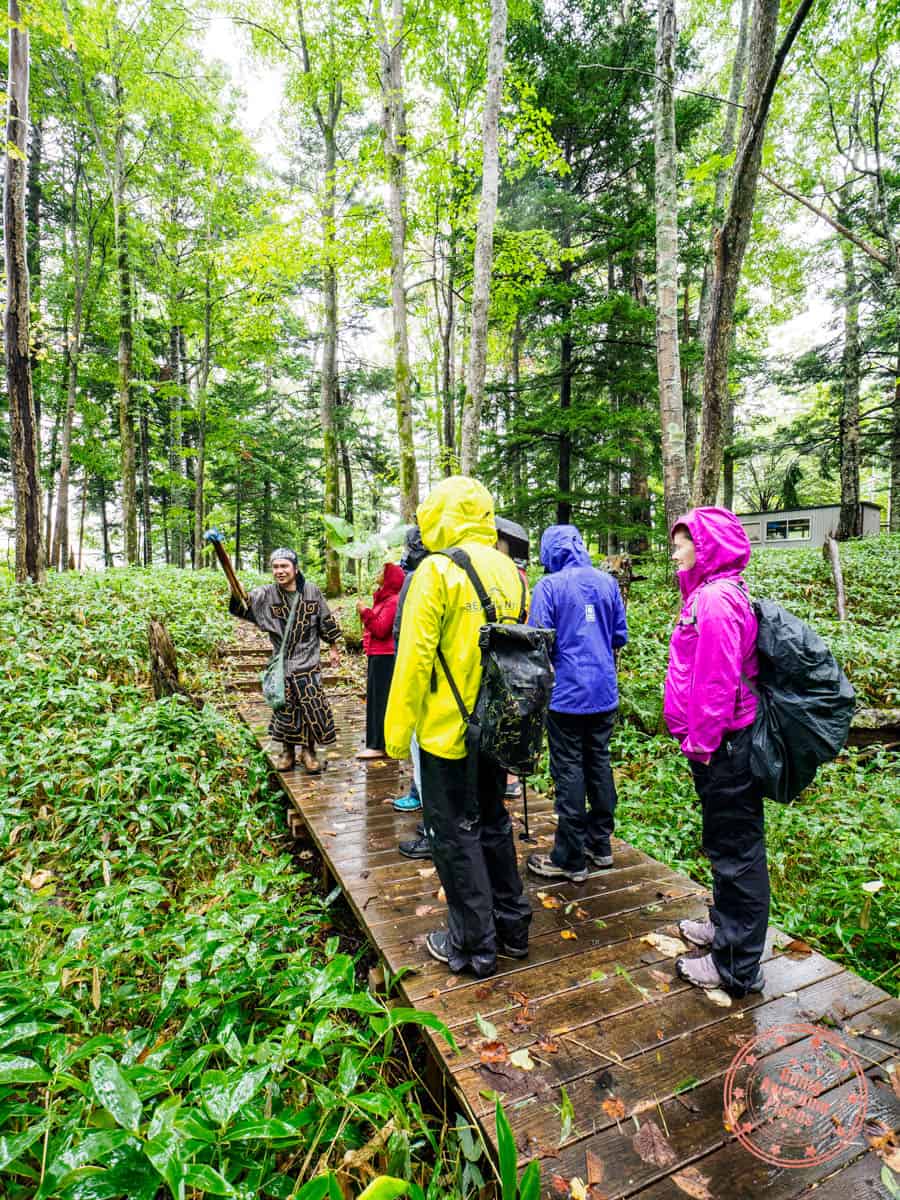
[220,625,900,1199]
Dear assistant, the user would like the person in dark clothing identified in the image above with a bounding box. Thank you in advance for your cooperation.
[664,507,767,997]
[228,548,341,773]
[357,562,405,758]
[389,528,430,832]
[525,525,628,883]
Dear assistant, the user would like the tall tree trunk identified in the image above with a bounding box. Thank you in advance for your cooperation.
[26,118,42,426]
[113,83,139,564]
[374,0,419,520]
[459,0,508,475]
[77,472,87,570]
[654,0,690,534]
[235,458,243,570]
[168,325,185,567]
[179,328,196,567]
[320,132,342,596]
[44,413,58,563]
[140,398,153,564]
[510,316,522,506]
[694,0,814,505]
[5,0,44,583]
[557,259,573,524]
[440,233,458,475]
[722,395,736,511]
[99,478,112,568]
[697,0,751,347]
[192,262,212,569]
[837,234,861,540]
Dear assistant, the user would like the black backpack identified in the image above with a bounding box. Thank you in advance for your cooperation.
[717,583,856,803]
[434,549,555,780]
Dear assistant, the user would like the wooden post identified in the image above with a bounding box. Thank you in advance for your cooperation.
[823,535,847,622]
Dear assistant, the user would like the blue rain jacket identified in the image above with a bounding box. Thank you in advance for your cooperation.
[528,525,628,714]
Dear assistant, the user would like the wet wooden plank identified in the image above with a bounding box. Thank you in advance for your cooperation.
[221,629,899,1200]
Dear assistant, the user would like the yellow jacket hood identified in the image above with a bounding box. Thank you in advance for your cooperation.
[417,475,497,552]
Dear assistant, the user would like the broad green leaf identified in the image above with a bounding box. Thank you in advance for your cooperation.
[519,1159,541,1200]
[0,1054,48,1084]
[292,1177,333,1200]
[474,1013,498,1041]
[202,1064,269,1125]
[357,1179,411,1200]
[0,1120,47,1171]
[183,1163,237,1196]
[89,1054,143,1133]
[495,1099,518,1200]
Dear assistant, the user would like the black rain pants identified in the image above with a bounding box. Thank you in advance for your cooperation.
[689,724,770,997]
[420,746,532,977]
[547,708,618,873]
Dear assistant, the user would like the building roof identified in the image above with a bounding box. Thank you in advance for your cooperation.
[736,502,881,518]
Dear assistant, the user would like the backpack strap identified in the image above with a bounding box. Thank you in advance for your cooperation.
[436,547,497,623]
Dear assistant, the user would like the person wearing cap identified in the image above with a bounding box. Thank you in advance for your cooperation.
[228,549,341,773]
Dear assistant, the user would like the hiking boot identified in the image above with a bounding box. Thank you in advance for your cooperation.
[505,780,522,798]
[675,953,765,994]
[585,847,614,869]
[678,917,715,948]
[399,834,432,860]
[426,931,496,978]
[300,747,321,774]
[415,821,426,837]
[393,792,422,813]
[274,746,295,771]
[356,747,387,760]
[498,941,529,959]
[425,930,451,963]
[526,853,588,884]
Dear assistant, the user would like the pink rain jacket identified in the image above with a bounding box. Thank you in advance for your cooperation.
[663,507,758,762]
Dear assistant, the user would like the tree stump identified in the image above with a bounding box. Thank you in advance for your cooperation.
[148,618,202,707]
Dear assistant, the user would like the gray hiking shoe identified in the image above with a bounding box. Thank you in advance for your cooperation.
[585,848,614,869]
[526,853,588,884]
[675,953,765,994]
[678,917,715,947]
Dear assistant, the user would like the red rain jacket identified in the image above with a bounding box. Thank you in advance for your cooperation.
[360,562,405,656]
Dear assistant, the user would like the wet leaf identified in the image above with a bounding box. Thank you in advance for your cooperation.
[479,1041,508,1065]
[672,1166,713,1199]
[414,904,435,917]
[551,1176,570,1197]
[89,1054,143,1133]
[509,1048,536,1070]
[706,988,733,1008]
[561,929,578,940]
[558,1084,575,1143]
[417,867,436,878]
[542,895,563,910]
[590,970,608,983]
[437,886,446,903]
[570,1179,588,1200]
[475,1013,498,1040]
[632,1120,677,1167]
[641,932,687,957]
[867,1125,900,1172]
[537,1036,560,1053]
[601,1097,626,1120]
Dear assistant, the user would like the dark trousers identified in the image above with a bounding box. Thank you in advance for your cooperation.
[364,654,395,751]
[419,747,532,977]
[546,709,618,873]
[690,724,770,996]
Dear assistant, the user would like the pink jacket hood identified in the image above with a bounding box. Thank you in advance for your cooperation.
[664,507,758,761]
[673,506,752,600]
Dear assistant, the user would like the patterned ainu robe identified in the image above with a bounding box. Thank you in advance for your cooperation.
[230,579,341,748]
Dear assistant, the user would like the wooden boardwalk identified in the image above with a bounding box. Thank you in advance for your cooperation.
[225,624,900,1199]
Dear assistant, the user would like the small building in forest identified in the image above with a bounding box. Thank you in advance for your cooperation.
[736,503,882,549]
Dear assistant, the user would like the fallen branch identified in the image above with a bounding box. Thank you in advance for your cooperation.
[822,535,847,622]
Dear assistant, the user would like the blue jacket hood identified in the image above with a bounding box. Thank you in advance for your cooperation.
[540,525,593,573]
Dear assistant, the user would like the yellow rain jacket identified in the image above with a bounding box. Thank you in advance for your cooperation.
[384,476,528,760]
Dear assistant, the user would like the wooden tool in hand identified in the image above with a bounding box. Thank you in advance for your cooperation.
[204,529,249,607]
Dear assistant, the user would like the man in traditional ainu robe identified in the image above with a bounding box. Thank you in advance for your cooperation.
[229,548,341,773]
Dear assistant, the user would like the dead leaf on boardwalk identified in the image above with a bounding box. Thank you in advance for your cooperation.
[641,932,687,957]
[671,1167,713,1199]
[570,1180,588,1200]
[632,1120,677,1167]
[724,1098,747,1132]
[509,1048,535,1071]
[574,907,589,920]
[417,867,436,878]
[705,988,733,1008]
[561,929,578,940]
[585,1148,604,1186]
[649,968,671,992]
[511,990,530,1007]
[779,937,814,956]
[321,829,339,837]
[601,1097,626,1120]
[415,904,435,917]
[550,1176,570,1197]
[537,1036,560,1053]
[541,894,563,909]
[867,1124,900,1172]
[437,886,446,903]
[479,1041,508,1065]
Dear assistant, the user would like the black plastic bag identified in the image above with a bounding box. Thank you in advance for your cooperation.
[748,599,855,803]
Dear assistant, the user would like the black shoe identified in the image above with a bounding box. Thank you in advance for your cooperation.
[585,847,614,869]
[425,930,450,963]
[504,781,522,798]
[499,942,529,959]
[399,834,432,860]
[415,821,425,837]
